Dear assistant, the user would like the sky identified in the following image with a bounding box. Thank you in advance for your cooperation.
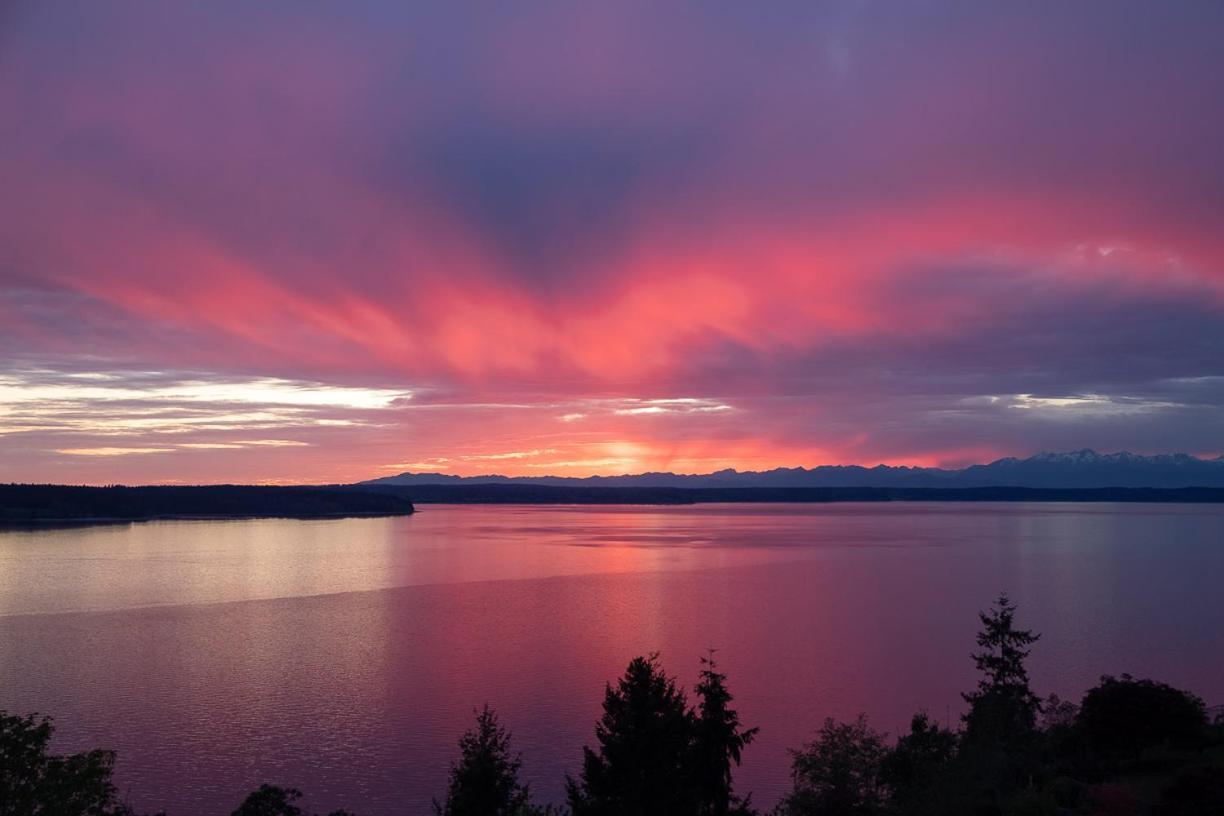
[3,0,1224,485]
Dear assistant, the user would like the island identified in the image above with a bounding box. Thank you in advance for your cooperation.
[0,484,415,523]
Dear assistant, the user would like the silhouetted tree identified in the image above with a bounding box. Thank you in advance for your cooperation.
[775,715,887,816]
[230,784,355,816]
[1076,674,1208,760]
[232,785,306,816]
[880,713,957,812]
[962,593,1041,748]
[0,710,136,816]
[692,652,759,816]
[1036,693,1081,776]
[1037,694,1077,733]
[955,594,1045,806]
[567,654,697,816]
[433,706,535,816]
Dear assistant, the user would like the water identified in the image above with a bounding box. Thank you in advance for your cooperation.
[1,503,1222,814]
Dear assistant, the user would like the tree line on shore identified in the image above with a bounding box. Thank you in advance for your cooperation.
[3,595,1222,815]
[0,484,414,521]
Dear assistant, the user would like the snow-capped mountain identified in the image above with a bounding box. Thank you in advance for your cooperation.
[362,449,1224,489]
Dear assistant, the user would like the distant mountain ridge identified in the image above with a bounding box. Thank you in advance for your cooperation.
[361,449,1224,490]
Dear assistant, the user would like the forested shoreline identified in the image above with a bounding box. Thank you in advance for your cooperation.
[0,484,414,522]
[3,597,1221,815]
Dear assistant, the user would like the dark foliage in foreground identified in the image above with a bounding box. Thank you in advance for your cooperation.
[3,596,1221,815]
[565,652,758,816]
[433,705,551,816]
[567,654,695,815]
[1077,674,1209,758]
[0,712,137,816]
[779,715,889,816]
[772,596,1224,816]
[693,653,760,816]
[230,784,354,816]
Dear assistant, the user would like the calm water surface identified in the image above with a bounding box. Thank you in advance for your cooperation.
[2,503,1222,813]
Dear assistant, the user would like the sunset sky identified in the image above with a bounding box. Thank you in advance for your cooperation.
[3,1,1224,484]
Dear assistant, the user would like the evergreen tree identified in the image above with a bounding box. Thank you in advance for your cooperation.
[434,706,532,816]
[962,593,1041,747]
[567,654,697,816]
[955,593,1043,806]
[692,653,759,816]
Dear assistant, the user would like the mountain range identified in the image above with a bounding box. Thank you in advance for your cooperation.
[362,449,1224,490]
